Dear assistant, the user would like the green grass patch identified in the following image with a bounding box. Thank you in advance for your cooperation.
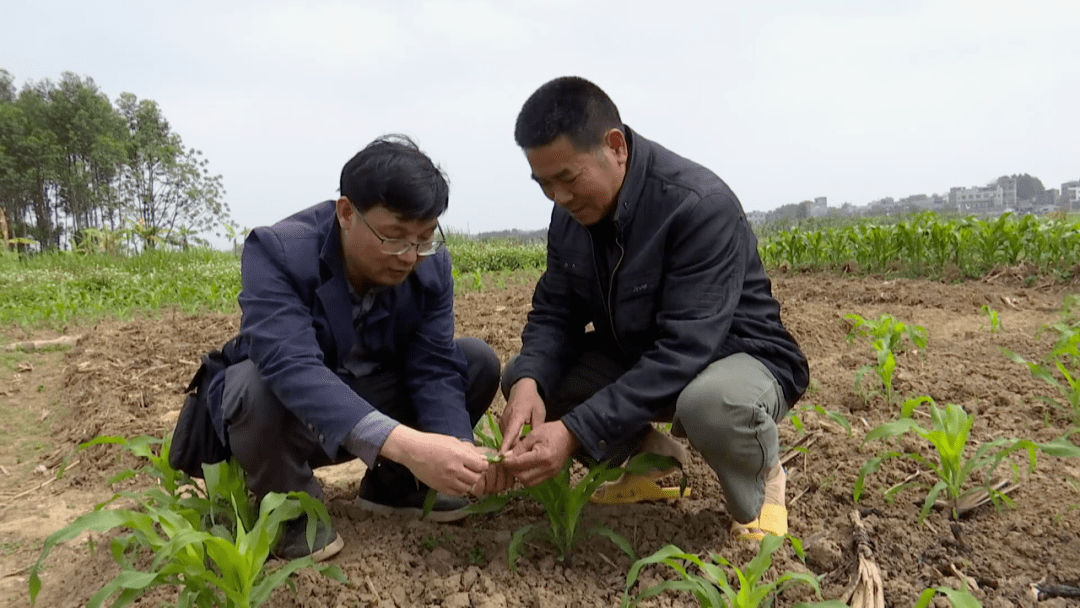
[0,248,242,329]
[445,234,546,275]
[1,238,549,329]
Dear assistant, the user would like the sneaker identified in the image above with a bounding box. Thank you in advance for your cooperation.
[354,472,470,522]
[273,516,344,561]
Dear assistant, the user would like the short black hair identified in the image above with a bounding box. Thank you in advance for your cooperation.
[514,76,623,151]
[339,134,449,221]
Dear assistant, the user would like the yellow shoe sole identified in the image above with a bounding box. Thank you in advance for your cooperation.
[590,474,691,504]
[731,503,788,541]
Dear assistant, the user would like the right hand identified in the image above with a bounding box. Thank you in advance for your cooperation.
[500,378,547,453]
[380,427,489,496]
[469,448,515,496]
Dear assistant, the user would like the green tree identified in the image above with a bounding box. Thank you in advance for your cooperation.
[116,93,230,251]
[0,70,14,103]
[46,73,127,245]
[9,81,64,249]
[1015,174,1045,201]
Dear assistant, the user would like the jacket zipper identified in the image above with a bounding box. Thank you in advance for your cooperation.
[590,229,626,355]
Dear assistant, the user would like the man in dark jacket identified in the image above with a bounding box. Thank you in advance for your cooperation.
[494,77,809,541]
[205,136,500,560]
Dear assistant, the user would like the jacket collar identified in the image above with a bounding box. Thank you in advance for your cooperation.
[612,125,649,229]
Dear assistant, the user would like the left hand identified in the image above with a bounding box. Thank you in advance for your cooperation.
[502,421,580,487]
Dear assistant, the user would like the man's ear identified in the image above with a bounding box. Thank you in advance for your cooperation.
[604,129,628,165]
[336,196,354,226]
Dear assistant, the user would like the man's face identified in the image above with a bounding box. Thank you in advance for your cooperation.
[525,131,628,226]
[336,199,439,291]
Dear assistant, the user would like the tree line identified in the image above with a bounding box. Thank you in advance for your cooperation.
[0,69,232,253]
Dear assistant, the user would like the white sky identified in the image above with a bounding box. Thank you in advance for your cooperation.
[3,0,1078,237]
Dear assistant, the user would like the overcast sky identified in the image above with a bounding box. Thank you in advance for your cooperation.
[3,1,1078,237]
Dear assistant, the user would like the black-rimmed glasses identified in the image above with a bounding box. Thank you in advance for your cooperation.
[358,213,445,256]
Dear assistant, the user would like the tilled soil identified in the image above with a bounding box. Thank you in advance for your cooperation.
[2,271,1079,608]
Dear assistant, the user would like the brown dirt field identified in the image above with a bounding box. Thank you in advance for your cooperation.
[1,273,1079,608]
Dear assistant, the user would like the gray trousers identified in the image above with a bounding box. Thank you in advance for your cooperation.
[501,344,788,523]
[223,337,500,501]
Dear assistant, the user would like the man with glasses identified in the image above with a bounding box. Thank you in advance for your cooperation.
[195,135,500,560]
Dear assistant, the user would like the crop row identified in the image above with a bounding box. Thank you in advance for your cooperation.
[759,211,1080,278]
[3,211,1079,328]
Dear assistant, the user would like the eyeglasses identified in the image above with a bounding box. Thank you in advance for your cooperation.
[358,212,445,256]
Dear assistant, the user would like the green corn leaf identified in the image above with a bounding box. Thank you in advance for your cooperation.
[30,509,158,604]
[421,488,437,519]
[459,493,515,516]
[789,412,804,433]
[813,405,852,436]
[863,419,921,445]
[85,570,165,608]
[900,395,935,419]
[590,525,635,561]
[921,479,951,521]
[508,522,539,573]
[937,587,984,608]
[623,452,680,476]
[1038,437,1080,458]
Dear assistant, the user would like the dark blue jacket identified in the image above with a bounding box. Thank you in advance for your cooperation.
[504,127,809,461]
[207,200,471,459]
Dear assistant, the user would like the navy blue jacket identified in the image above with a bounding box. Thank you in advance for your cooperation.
[207,200,471,459]
[504,127,809,461]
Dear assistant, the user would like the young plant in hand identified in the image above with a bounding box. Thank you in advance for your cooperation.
[467,415,679,569]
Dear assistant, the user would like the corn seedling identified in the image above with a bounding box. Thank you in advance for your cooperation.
[463,447,678,570]
[1005,321,1080,426]
[845,313,927,405]
[506,459,630,569]
[854,399,1080,521]
[29,433,345,607]
[30,490,343,607]
[979,305,1002,334]
[914,584,983,608]
[788,403,852,437]
[76,433,255,532]
[622,535,834,608]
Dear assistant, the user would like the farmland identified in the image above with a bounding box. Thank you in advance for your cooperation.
[1,213,1079,607]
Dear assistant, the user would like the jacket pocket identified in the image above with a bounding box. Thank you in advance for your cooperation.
[615,273,661,335]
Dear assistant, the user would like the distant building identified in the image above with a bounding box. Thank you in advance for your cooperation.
[1035,189,1058,208]
[949,184,1003,211]
[808,197,828,218]
[1062,180,1080,210]
[998,176,1018,208]
[745,210,767,225]
[898,194,933,211]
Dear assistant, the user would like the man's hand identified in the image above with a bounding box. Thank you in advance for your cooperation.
[380,427,488,496]
[469,448,515,496]
[500,378,546,453]
[503,420,579,487]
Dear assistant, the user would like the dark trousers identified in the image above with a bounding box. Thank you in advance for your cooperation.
[223,337,500,500]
